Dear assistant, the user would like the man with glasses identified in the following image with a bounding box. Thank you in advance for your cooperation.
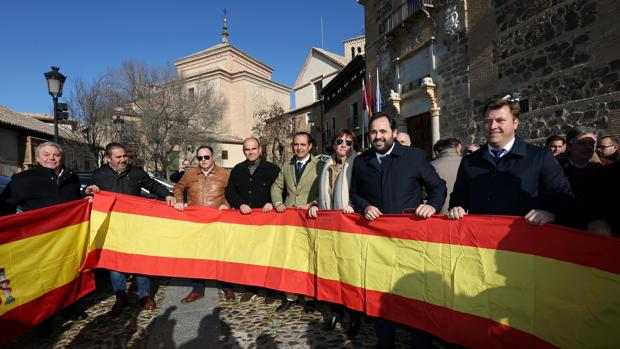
[172,145,231,303]
[88,142,176,316]
[596,136,620,166]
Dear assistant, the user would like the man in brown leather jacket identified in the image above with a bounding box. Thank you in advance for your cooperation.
[172,145,231,303]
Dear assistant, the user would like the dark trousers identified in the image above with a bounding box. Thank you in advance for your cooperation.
[375,318,433,349]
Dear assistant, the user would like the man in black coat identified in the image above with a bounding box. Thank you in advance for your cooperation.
[87,142,175,316]
[0,141,92,330]
[224,137,280,302]
[1,141,91,212]
[350,112,446,349]
[448,98,573,225]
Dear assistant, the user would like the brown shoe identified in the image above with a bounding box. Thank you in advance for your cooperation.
[224,289,235,301]
[110,296,127,316]
[181,291,205,304]
[139,296,156,310]
[239,292,255,303]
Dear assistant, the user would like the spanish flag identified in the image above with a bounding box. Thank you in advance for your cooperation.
[86,191,620,349]
[0,199,95,346]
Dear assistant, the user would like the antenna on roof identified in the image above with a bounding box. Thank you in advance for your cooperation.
[320,16,324,49]
[221,9,229,44]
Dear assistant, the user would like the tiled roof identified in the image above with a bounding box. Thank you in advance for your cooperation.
[0,105,74,140]
[314,47,350,66]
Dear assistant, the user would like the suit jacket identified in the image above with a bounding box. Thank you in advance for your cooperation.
[271,155,325,207]
[92,164,170,198]
[449,138,573,216]
[350,142,447,214]
[225,158,280,208]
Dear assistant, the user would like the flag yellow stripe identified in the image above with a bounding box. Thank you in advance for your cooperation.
[0,221,90,316]
[91,211,620,348]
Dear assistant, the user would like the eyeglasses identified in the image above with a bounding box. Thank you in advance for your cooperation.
[196,155,211,161]
[596,144,616,149]
[336,139,353,147]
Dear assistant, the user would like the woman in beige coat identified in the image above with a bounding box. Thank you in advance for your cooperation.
[309,129,362,337]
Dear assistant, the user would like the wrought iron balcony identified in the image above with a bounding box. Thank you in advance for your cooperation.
[378,0,434,37]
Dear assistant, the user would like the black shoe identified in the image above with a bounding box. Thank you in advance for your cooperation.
[303,300,317,313]
[276,299,296,313]
[347,317,361,338]
[322,313,340,330]
[61,308,88,320]
[110,295,128,316]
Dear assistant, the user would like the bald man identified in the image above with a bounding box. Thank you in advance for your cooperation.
[396,132,411,146]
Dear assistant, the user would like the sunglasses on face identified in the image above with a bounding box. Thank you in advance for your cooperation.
[336,139,353,147]
[196,155,211,161]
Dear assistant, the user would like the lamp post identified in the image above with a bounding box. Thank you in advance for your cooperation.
[113,115,125,142]
[44,67,67,143]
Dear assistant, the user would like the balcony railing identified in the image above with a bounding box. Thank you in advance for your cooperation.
[378,0,434,37]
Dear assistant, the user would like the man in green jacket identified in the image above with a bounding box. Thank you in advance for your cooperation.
[270,131,325,313]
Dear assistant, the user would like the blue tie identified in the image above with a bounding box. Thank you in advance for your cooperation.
[295,161,303,183]
[491,149,504,165]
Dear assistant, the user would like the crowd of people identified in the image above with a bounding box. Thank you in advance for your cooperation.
[1,97,618,347]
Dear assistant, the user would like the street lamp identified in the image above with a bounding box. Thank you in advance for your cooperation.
[44,66,67,143]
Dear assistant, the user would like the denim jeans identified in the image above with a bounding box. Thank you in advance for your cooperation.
[109,270,150,298]
[190,278,206,293]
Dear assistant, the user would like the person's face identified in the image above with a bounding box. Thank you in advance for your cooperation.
[396,133,411,146]
[569,133,596,163]
[369,116,397,153]
[182,160,191,168]
[107,147,128,172]
[243,139,261,162]
[596,138,618,157]
[334,135,353,158]
[547,140,565,156]
[36,146,63,171]
[197,148,214,171]
[484,106,519,148]
[293,134,312,160]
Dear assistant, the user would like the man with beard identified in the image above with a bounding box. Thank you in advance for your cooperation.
[596,136,620,165]
[350,112,446,349]
[87,142,176,315]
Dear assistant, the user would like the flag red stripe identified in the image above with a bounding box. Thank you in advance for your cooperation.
[93,191,620,275]
[0,271,95,346]
[86,249,550,349]
[0,199,89,244]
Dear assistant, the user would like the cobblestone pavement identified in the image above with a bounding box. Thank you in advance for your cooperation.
[6,278,430,348]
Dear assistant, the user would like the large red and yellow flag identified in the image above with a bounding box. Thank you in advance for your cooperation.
[0,199,95,346]
[87,191,620,349]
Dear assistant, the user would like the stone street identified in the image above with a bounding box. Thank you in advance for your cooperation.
[5,274,420,348]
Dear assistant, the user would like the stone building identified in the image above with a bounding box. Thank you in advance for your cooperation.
[358,0,620,153]
[174,14,291,168]
[0,106,95,176]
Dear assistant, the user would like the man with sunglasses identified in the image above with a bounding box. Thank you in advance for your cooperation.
[88,142,176,316]
[172,145,231,303]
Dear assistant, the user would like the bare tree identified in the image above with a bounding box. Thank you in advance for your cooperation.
[252,101,301,166]
[69,76,119,166]
[109,61,226,177]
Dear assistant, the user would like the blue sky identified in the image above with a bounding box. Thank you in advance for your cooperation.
[0,0,364,114]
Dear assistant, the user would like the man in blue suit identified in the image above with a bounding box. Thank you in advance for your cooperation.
[350,112,446,349]
[448,98,572,224]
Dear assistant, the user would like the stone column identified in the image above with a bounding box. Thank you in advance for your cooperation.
[422,78,440,146]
